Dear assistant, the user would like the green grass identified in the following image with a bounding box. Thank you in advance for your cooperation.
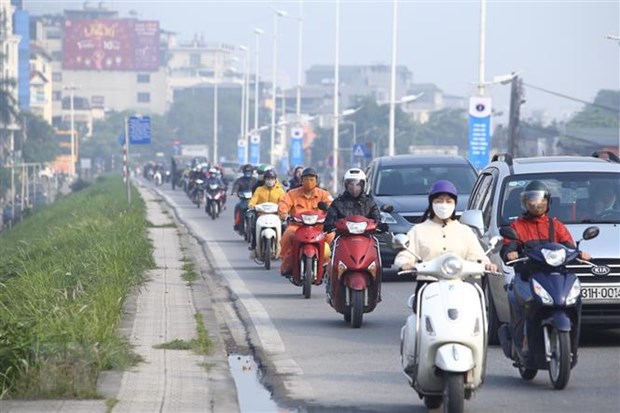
[181,261,199,284]
[152,313,213,355]
[0,176,155,398]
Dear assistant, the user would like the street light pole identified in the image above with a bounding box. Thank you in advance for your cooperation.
[271,9,287,166]
[253,28,263,134]
[477,0,487,97]
[64,84,79,178]
[388,0,398,157]
[239,45,248,162]
[296,0,304,123]
[213,65,219,164]
[332,0,340,194]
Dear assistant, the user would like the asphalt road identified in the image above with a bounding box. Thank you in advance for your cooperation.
[157,182,620,413]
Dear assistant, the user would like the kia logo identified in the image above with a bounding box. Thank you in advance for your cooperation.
[591,265,611,276]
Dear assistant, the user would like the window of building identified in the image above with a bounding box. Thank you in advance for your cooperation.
[51,51,62,61]
[91,95,105,107]
[137,74,150,83]
[52,91,62,101]
[52,72,62,82]
[137,92,151,103]
[189,53,201,66]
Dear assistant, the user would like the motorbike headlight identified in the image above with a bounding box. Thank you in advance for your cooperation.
[346,221,368,234]
[380,211,397,224]
[541,248,566,267]
[440,255,463,277]
[566,279,581,306]
[532,278,554,305]
[301,214,318,225]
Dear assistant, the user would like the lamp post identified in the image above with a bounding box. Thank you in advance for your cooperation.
[270,9,287,166]
[63,84,79,178]
[332,0,340,194]
[296,0,304,123]
[388,0,398,157]
[213,66,219,164]
[239,45,249,163]
[253,27,263,134]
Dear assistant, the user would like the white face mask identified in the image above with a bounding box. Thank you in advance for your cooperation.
[432,202,455,220]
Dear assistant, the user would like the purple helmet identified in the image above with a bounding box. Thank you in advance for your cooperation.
[428,180,458,202]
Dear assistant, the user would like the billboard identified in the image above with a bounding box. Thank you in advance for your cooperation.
[63,19,160,71]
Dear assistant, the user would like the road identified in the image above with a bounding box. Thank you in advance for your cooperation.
[157,182,620,413]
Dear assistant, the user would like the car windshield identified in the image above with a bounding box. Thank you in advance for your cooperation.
[500,172,620,225]
[375,165,477,196]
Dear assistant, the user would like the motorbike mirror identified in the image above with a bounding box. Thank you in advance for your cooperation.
[380,204,394,213]
[499,226,519,241]
[391,233,410,251]
[486,235,503,255]
[582,226,600,241]
[317,201,329,211]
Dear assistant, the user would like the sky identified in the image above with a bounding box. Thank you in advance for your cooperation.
[23,0,620,124]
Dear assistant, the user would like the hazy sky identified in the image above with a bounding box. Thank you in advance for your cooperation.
[24,0,620,122]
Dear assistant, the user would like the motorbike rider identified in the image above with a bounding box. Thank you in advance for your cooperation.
[205,167,227,209]
[252,164,275,193]
[323,168,384,233]
[500,180,591,354]
[278,167,334,278]
[248,169,286,256]
[394,180,498,312]
[288,165,304,190]
[231,164,258,231]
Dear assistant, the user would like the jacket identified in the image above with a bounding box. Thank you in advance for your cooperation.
[323,192,380,233]
[231,176,257,195]
[278,186,333,221]
[249,182,285,207]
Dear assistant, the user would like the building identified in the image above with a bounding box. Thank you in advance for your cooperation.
[29,44,53,123]
[0,0,21,164]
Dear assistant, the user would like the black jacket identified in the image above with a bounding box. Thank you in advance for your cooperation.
[323,192,381,232]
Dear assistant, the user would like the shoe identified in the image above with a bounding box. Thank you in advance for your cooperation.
[281,269,292,278]
[233,224,239,231]
[249,249,256,259]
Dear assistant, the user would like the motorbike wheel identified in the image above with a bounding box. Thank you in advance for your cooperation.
[302,256,313,299]
[518,365,537,380]
[264,239,271,270]
[196,194,201,208]
[443,372,464,413]
[210,203,216,220]
[350,289,364,328]
[423,395,442,409]
[548,329,571,390]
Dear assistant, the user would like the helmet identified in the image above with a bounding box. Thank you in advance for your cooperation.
[257,163,274,180]
[344,168,366,196]
[208,167,219,176]
[242,163,253,177]
[301,167,318,179]
[521,180,551,212]
[428,180,458,202]
[263,169,277,180]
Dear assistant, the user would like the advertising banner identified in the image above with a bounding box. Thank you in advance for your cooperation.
[249,134,261,164]
[237,139,246,165]
[468,97,492,170]
[289,127,303,167]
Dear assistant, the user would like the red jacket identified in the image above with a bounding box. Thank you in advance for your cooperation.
[501,214,575,260]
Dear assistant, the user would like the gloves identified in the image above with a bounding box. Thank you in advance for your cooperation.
[377,222,389,232]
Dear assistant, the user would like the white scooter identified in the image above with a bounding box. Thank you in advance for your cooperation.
[392,233,501,413]
[253,202,282,270]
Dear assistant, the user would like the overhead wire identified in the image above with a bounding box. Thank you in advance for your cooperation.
[522,82,619,113]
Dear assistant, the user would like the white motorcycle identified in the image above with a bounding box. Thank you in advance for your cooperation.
[392,233,501,413]
[253,202,282,270]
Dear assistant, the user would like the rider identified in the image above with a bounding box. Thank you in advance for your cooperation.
[206,167,227,208]
[394,180,498,312]
[500,180,591,354]
[248,169,286,256]
[323,168,384,233]
[231,164,258,231]
[278,167,334,278]
[252,164,275,193]
[288,165,304,190]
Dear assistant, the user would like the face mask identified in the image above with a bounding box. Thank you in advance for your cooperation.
[265,179,276,188]
[302,177,317,192]
[432,202,455,220]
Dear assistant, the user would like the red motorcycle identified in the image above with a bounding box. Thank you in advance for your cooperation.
[326,215,383,328]
[289,210,328,299]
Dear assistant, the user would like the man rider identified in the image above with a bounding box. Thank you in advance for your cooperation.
[278,167,334,278]
[231,164,258,231]
[248,169,286,257]
[205,167,227,209]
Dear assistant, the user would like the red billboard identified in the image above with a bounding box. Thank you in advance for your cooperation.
[63,19,159,71]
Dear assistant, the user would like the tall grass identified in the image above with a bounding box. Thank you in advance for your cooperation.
[0,176,154,398]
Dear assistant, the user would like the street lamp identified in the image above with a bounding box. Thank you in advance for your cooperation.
[271,9,287,166]
[239,45,249,163]
[296,0,304,123]
[388,0,398,157]
[63,84,80,178]
[332,0,341,194]
[253,27,263,134]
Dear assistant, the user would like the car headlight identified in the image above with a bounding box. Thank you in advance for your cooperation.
[440,255,463,277]
[541,248,566,267]
[380,211,397,224]
[566,279,581,306]
[532,278,554,305]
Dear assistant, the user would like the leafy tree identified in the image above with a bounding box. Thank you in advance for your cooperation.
[567,89,619,128]
[20,111,58,164]
[412,109,468,152]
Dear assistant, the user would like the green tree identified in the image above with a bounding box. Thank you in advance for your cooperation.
[20,111,59,164]
[412,109,468,152]
[567,89,620,128]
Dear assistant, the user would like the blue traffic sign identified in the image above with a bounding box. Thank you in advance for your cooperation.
[352,143,371,159]
[128,116,152,145]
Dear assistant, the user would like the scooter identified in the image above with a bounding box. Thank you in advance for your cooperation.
[288,210,328,299]
[392,233,502,413]
[205,182,223,219]
[253,202,282,270]
[325,214,384,328]
[498,225,599,390]
[234,191,253,236]
[192,178,204,208]
[153,170,163,186]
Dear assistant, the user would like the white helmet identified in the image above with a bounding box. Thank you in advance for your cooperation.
[343,168,366,195]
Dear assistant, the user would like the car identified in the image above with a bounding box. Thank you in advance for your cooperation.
[364,154,479,268]
[463,151,620,344]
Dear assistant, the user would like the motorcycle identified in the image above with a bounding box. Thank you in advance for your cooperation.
[288,210,328,299]
[325,212,387,328]
[234,191,253,236]
[205,182,224,219]
[498,225,599,390]
[253,202,282,270]
[192,178,204,208]
[153,170,163,186]
[393,233,502,412]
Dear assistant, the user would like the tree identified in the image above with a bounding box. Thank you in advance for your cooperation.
[567,89,619,129]
[412,109,468,152]
[20,111,58,164]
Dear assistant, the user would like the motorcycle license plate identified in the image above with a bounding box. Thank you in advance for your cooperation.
[581,285,620,301]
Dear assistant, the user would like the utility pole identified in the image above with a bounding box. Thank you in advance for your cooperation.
[507,74,524,157]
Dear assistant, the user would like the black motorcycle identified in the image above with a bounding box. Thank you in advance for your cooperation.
[498,225,599,390]
[234,191,253,236]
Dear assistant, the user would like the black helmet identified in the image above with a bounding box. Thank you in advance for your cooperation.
[242,163,253,177]
[263,169,277,180]
[521,180,551,213]
[301,167,318,179]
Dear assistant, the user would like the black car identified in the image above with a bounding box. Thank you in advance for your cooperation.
[365,154,478,268]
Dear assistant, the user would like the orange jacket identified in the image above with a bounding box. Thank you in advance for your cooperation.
[278,186,333,221]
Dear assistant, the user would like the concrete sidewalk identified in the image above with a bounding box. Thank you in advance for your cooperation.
[0,185,238,413]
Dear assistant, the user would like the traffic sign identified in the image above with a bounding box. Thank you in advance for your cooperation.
[128,116,152,145]
[352,143,371,159]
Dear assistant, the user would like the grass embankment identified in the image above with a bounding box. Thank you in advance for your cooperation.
[0,176,154,399]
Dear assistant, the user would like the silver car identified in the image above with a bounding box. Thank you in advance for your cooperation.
[463,152,620,343]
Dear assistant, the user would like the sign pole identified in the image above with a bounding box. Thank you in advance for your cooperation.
[125,117,131,205]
